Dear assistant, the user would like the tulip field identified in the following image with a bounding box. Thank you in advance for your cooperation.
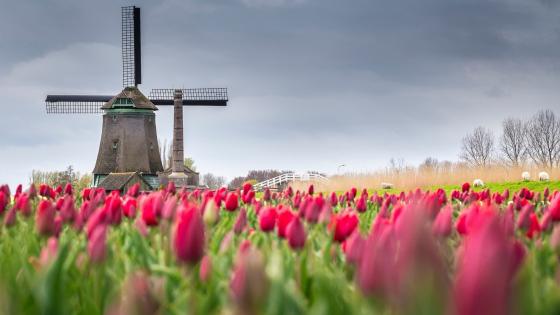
[1,182,560,315]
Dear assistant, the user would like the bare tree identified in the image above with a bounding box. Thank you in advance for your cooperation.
[460,127,495,167]
[526,109,560,168]
[419,157,439,172]
[201,173,226,189]
[499,118,527,167]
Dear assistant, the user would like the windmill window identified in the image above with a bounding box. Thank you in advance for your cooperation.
[112,140,119,150]
[113,97,134,107]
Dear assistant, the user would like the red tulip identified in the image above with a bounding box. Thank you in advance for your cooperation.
[330,192,338,207]
[242,182,253,196]
[60,196,76,222]
[36,200,56,236]
[88,225,107,263]
[0,191,7,215]
[166,181,176,195]
[461,182,470,193]
[141,196,159,226]
[173,206,205,265]
[127,183,140,197]
[123,197,137,218]
[356,196,367,213]
[263,188,271,202]
[526,213,541,239]
[308,184,314,196]
[332,211,359,243]
[258,207,277,232]
[277,209,296,238]
[516,205,533,230]
[4,207,16,227]
[225,193,239,212]
[64,183,73,195]
[286,217,306,250]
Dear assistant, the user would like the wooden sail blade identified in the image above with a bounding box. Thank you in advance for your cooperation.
[45,95,112,114]
[122,6,141,87]
[149,88,228,106]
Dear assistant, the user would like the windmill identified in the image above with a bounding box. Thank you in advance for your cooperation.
[45,6,228,191]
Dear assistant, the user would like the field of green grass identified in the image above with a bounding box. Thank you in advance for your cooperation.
[372,180,560,196]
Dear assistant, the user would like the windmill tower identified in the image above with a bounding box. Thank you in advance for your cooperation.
[45,6,228,192]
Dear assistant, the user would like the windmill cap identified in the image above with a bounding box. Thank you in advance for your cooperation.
[102,87,158,110]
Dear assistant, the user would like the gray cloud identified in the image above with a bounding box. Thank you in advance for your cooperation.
[0,0,559,188]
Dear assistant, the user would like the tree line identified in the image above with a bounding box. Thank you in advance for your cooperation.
[460,109,560,168]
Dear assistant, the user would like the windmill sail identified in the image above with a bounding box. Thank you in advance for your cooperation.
[45,95,112,114]
[149,88,229,106]
[122,6,141,88]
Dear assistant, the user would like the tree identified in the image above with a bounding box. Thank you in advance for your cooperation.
[228,176,247,190]
[201,173,226,189]
[419,157,439,172]
[460,127,495,167]
[499,118,527,167]
[526,109,560,168]
[184,157,196,172]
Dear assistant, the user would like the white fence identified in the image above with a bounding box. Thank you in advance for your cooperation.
[253,173,329,191]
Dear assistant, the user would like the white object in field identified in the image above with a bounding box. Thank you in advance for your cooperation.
[521,171,531,181]
[473,179,484,187]
[539,171,550,181]
[380,182,394,189]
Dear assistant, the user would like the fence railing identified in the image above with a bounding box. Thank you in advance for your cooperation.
[253,173,329,191]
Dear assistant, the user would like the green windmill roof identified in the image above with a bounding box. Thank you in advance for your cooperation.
[102,87,158,110]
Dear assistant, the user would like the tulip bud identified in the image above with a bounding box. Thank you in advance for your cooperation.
[432,206,453,238]
[233,208,247,234]
[173,207,205,265]
[225,193,239,212]
[88,226,107,263]
[287,217,306,250]
[4,207,16,227]
[36,200,56,236]
[277,209,295,238]
[203,199,219,225]
[230,249,269,314]
[199,255,212,283]
[332,212,359,243]
[258,207,277,232]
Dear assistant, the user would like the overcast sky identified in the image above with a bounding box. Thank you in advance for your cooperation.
[1,0,559,188]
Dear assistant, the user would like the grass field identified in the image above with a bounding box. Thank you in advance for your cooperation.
[372,180,560,196]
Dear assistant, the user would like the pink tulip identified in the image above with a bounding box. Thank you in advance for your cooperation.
[233,208,248,234]
[454,213,517,315]
[199,255,212,282]
[432,205,453,238]
[88,225,107,263]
